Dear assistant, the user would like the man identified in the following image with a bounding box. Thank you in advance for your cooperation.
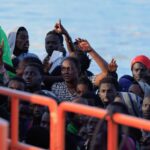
[98,76,119,107]
[131,55,150,81]
[98,76,141,117]
[22,63,43,92]
[43,30,66,75]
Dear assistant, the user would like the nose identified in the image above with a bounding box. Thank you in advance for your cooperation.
[25,72,32,80]
[103,91,109,99]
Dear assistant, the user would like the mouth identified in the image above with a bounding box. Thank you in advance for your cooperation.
[25,81,31,86]
[63,74,71,79]
[23,43,29,49]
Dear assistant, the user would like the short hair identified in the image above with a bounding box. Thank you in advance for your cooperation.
[25,63,44,75]
[62,57,81,73]
[77,76,93,91]
[46,30,63,45]
[22,56,43,66]
[99,76,119,91]
[17,27,28,36]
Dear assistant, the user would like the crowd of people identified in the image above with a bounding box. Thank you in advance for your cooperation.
[0,20,150,150]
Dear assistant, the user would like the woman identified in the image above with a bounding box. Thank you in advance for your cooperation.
[51,57,79,102]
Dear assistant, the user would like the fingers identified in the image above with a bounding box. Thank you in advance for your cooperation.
[75,38,88,43]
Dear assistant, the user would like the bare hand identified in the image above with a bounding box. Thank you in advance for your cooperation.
[75,38,93,52]
[54,19,67,35]
[108,58,118,72]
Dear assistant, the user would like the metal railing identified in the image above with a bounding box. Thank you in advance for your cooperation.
[0,118,8,150]
[58,102,150,150]
[0,87,150,150]
[0,87,58,150]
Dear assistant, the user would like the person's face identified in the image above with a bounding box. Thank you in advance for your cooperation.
[99,83,117,106]
[45,34,61,55]
[86,118,99,136]
[128,84,144,98]
[132,63,147,81]
[76,83,88,96]
[8,80,25,91]
[142,96,150,119]
[33,105,45,117]
[23,66,42,89]
[40,112,49,129]
[16,30,29,51]
[61,60,79,82]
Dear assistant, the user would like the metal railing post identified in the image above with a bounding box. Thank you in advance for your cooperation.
[108,118,118,150]
[10,96,19,150]
[0,118,8,150]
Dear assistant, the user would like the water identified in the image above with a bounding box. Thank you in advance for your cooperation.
[0,0,150,78]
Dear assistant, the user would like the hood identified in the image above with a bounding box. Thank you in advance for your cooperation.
[7,26,22,56]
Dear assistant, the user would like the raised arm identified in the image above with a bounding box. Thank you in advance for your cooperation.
[76,38,108,86]
[54,20,75,54]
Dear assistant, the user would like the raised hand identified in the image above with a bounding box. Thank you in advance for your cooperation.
[54,19,67,35]
[108,58,118,72]
[75,38,93,52]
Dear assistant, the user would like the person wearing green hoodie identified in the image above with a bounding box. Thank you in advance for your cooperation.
[0,26,15,82]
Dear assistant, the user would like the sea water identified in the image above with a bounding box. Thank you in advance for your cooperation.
[0,0,150,78]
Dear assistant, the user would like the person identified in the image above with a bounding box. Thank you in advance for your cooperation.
[131,55,150,82]
[51,36,109,102]
[87,102,136,150]
[0,40,10,85]
[66,98,88,150]
[8,26,30,68]
[42,26,67,89]
[16,55,42,77]
[75,38,108,87]
[76,76,93,96]
[98,76,141,117]
[53,20,93,77]
[0,26,15,77]
[43,28,66,76]
[8,26,29,56]
[22,63,44,92]
[51,57,79,102]
[141,92,150,149]
[119,75,134,92]
[22,62,57,100]
[142,93,150,120]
